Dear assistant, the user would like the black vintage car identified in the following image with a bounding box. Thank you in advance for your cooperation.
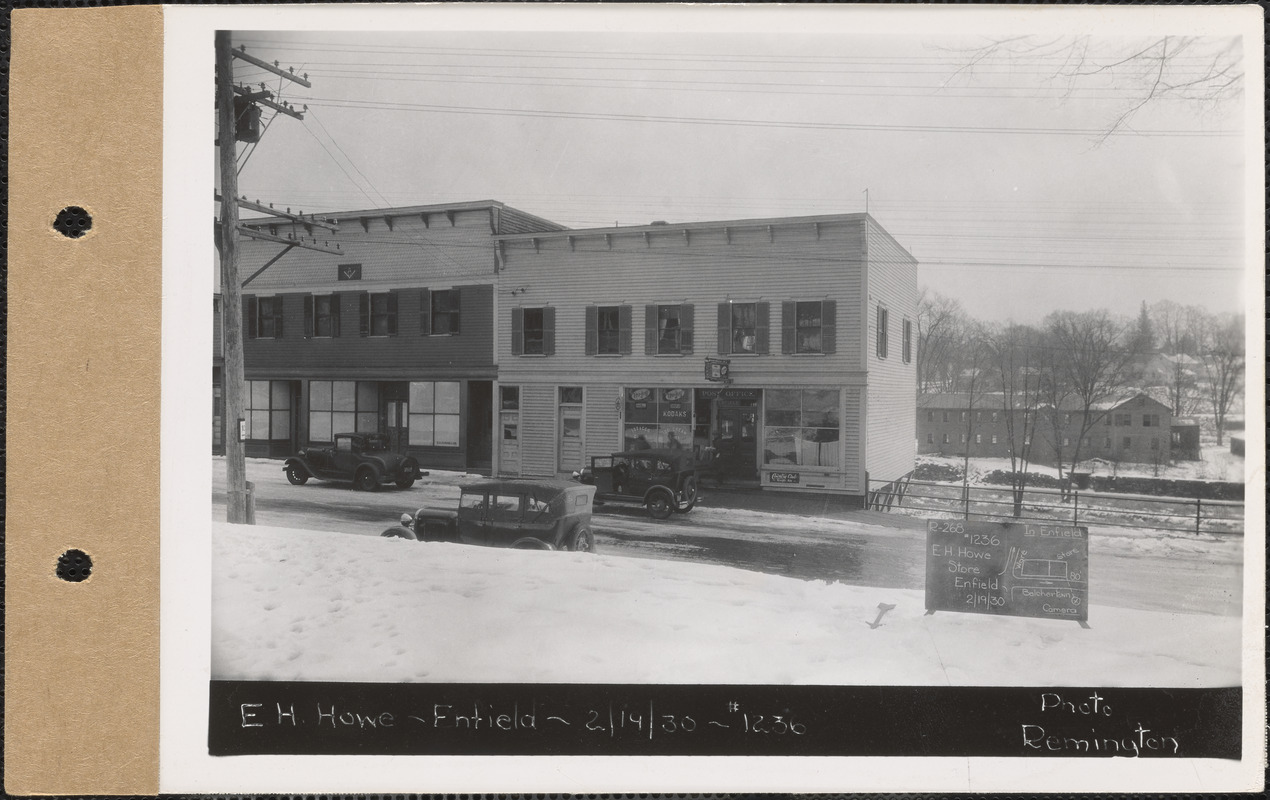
[578,449,699,519]
[382,479,597,552]
[284,432,420,491]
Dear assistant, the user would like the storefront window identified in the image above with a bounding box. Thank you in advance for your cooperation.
[763,388,840,467]
[308,380,378,442]
[624,387,692,450]
[245,380,291,439]
[409,380,461,447]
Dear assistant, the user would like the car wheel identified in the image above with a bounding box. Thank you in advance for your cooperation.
[396,476,416,489]
[355,468,380,492]
[566,527,595,553]
[675,475,698,512]
[285,464,309,485]
[646,491,674,520]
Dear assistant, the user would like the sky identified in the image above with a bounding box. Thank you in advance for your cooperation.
[223,18,1254,322]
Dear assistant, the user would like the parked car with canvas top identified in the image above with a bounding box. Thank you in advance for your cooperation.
[577,449,699,519]
[382,478,597,552]
[284,432,420,491]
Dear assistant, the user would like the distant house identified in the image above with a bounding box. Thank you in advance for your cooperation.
[1169,416,1202,461]
[917,391,1175,466]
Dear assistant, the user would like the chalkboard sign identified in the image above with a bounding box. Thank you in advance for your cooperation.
[925,520,1089,623]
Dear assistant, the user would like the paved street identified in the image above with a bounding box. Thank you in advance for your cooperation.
[213,457,1243,616]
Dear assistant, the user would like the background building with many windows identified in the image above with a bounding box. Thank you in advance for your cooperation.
[215,200,563,471]
[493,212,918,497]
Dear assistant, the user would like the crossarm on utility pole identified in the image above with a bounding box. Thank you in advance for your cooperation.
[231,46,312,88]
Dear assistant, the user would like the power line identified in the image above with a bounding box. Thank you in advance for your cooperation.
[300,97,1236,138]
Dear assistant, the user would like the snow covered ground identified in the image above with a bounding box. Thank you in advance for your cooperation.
[919,446,1247,484]
[212,523,1240,687]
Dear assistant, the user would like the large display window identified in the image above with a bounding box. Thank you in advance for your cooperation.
[762,388,841,467]
[623,387,692,450]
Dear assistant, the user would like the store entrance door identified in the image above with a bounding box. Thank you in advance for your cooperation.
[384,399,409,453]
[696,387,760,484]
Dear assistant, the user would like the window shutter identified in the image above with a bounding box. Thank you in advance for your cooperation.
[543,306,556,356]
[618,305,633,355]
[781,301,796,354]
[275,298,284,338]
[680,303,694,355]
[419,289,431,336]
[332,294,342,337]
[359,292,370,337]
[387,291,399,336]
[644,304,657,355]
[822,299,837,354]
[451,289,461,335]
[304,295,314,338]
[716,302,731,355]
[511,307,524,355]
[584,305,598,355]
[245,296,257,339]
[756,301,770,354]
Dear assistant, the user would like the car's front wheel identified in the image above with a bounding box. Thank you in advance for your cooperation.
[285,464,309,485]
[566,527,595,553]
[675,475,698,512]
[646,490,674,520]
[355,468,380,492]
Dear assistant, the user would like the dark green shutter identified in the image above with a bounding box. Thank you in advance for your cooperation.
[275,297,284,338]
[644,305,657,355]
[543,306,556,356]
[359,292,370,336]
[781,301,796,354]
[756,301,770,354]
[585,306,598,355]
[387,291,399,336]
[304,295,314,338]
[511,307,524,355]
[332,294,342,337]
[822,299,837,354]
[451,289,461,334]
[680,303,694,355]
[618,305,632,355]
[717,302,731,355]
[419,289,431,335]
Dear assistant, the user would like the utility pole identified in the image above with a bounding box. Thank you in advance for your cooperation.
[216,30,249,523]
[216,34,327,523]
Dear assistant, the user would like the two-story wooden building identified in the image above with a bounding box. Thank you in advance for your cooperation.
[917,391,1177,466]
[492,213,918,498]
[221,200,564,471]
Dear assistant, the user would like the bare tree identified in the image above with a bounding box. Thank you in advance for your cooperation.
[946,35,1244,142]
[985,323,1044,518]
[1044,309,1141,488]
[1149,300,1203,416]
[1194,311,1245,446]
[916,288,971,393]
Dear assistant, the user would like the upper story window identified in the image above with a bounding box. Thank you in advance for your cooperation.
[246,295,283,339]
[1142,413,1160,427]
[645,304,694,355]
[1115,413,1132,426]
[304,294,340,338]
[585,305,632,355]
[717,302,769,355]
[430,289,460,335]
[511,306,555,356]
[359,291,397,337]
[876,305,889,359]
[523,308,546,355]
[781,300,835,355]
[902,318,912,364]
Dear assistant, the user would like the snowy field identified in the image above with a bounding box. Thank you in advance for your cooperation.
[212,523,1240,687]
[919,446,1248,484]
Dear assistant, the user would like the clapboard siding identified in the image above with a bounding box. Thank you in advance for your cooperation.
[496,205,569,235]
[842,386,865,491]
[518,384,558,477]
[242,283,494,378]
[584,383,623,457]
[864,217,919,483]
[497,218,868,384]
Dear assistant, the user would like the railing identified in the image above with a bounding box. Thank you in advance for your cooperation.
[866,478,1243,536]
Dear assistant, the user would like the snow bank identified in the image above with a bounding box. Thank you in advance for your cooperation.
[212,523,1239,687]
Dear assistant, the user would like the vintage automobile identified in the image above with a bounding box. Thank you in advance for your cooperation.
[284,432,420,491]
[382,479,597,552]
[577,449,699,519]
